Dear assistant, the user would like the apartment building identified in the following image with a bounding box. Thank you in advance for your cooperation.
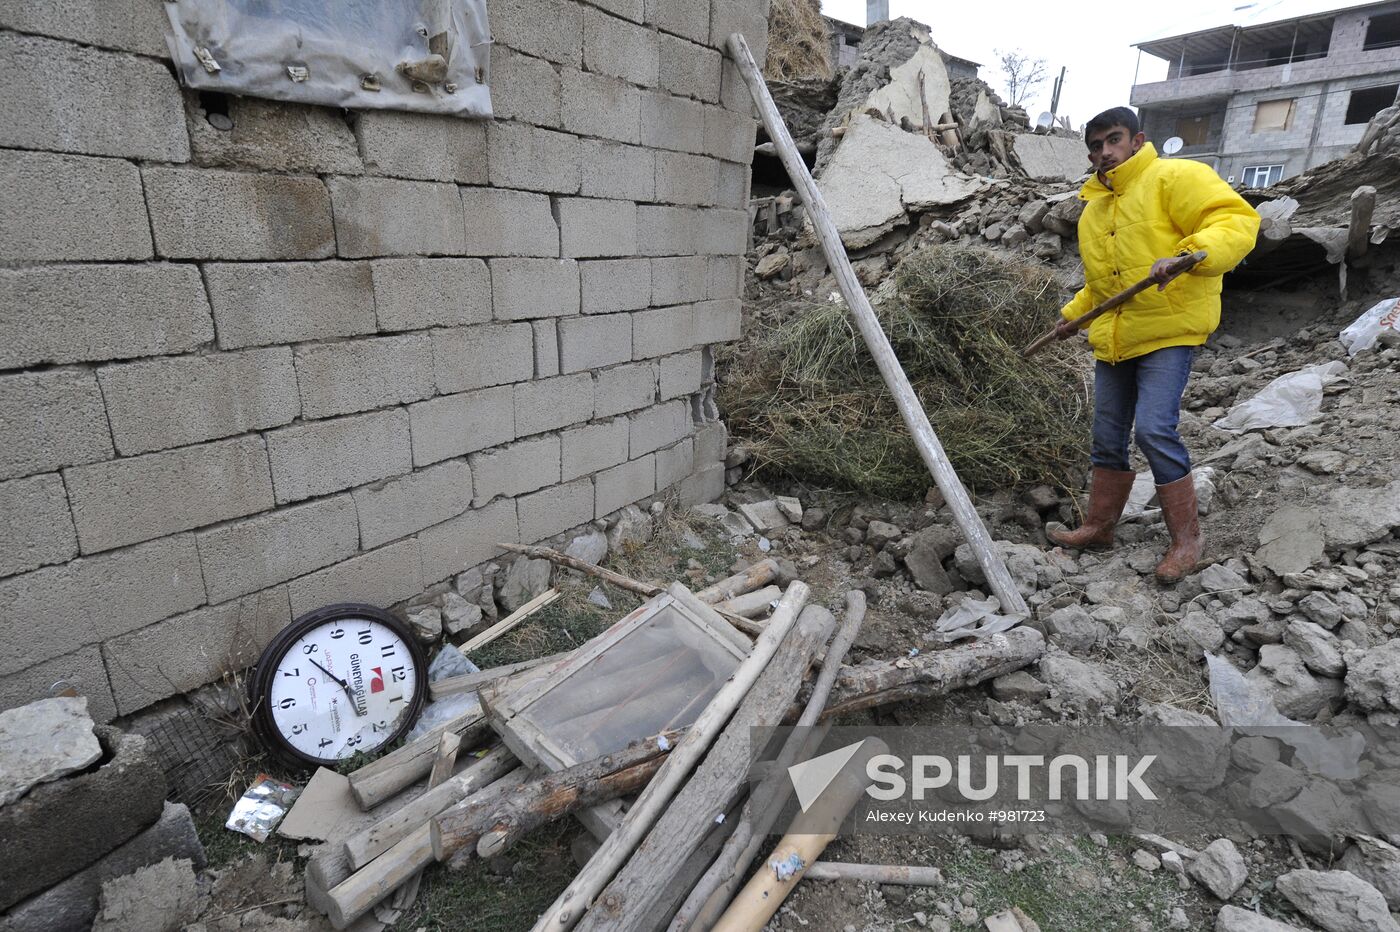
[1130,0,1400,185]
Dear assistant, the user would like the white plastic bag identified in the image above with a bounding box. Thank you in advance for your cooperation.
[1213,362,1347,432]
[931,595,1024,643]
[1339,296,1400,356]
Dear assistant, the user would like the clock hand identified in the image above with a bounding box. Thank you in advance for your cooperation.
[309,659,366,716]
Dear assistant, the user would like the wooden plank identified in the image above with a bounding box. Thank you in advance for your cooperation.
[530,582,812,932]
[460,588,561,653]
[428,652,568,700]
[431,728,686,862]
[724,32,1027,616]
[343,746,521,870]
[347,711,490,809]
[576,603,837,932]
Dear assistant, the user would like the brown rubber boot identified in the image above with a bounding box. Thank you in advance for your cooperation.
[1155,474,1204,583]
[1047,467,1137,551]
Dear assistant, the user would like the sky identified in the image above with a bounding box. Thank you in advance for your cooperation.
[819,0,1354,129]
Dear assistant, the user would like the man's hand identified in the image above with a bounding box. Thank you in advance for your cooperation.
[1150,255,1195,291]
[1055,318,1080,341]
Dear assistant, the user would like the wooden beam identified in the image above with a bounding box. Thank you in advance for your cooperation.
[576,603,838,931]
[803,862,944,885]
[724,33,1027,616]
[530,582,812,932]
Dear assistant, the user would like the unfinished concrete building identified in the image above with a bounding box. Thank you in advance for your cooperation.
[1131,0,1400,185]
[0,0,769,723]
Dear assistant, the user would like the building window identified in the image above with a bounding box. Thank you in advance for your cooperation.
[1364,12,1400,51]
[1174,115,1212,145]
[1240,164,1284,187]
[1345,84,1400,125]
[1252,98,1296,132]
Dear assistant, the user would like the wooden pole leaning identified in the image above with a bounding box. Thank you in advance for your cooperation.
[529,582,812,932]
[724,33,1027,616]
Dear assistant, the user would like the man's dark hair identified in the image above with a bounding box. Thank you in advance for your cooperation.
[1085,107,1141,143]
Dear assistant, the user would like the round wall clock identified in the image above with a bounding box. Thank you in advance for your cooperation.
[248,603,429,768]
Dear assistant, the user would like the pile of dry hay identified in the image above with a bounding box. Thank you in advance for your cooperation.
[764,0,833,81]
[721,246,1092,500]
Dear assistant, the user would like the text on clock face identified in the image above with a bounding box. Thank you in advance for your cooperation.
[267,617,420,760]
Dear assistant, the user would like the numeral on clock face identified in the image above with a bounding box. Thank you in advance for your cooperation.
[267,616,419,762]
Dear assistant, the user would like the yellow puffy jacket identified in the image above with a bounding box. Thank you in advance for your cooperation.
[1061,143,1260,363]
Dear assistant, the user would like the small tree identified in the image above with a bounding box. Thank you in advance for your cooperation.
[996,48,1048,109]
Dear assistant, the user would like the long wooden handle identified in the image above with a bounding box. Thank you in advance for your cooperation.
[1021,250,1208,358]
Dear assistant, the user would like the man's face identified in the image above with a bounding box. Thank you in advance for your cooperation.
[1087,125,1146,176]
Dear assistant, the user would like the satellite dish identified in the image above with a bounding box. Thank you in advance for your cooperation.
[1162,136,1185,156]
[1035,111,1054,134]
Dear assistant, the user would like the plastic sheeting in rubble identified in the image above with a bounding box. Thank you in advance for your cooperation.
[165,0,492,117]
[1213,361,1348,432]
[1340,296,1400,356]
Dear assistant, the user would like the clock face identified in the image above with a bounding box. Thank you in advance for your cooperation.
[251,604,428,767]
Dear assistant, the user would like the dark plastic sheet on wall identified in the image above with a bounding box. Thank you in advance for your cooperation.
[164,0,493,117]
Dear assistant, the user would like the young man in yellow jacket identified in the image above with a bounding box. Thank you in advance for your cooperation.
[1049,107,1260,583]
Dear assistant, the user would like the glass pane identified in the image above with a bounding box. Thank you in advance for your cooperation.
[521,604,742,764]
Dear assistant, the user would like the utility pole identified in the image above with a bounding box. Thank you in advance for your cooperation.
[1050,66,1066,118]
[866,0,889,25]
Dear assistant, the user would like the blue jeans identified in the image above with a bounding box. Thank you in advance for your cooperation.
[1091,346,1195,485]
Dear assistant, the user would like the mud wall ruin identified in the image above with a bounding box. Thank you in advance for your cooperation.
[0,0,769,722]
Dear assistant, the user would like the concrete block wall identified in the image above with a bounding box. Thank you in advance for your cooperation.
[0,0,768,722]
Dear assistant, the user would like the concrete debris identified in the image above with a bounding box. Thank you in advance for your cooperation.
[1275,869,1399,932]
[1255,505,1325,576]
[817,114,985,249]
[91,857,199,932]
[1010,134,1088,182]
[738,499,791,534]
[0,695,102,808]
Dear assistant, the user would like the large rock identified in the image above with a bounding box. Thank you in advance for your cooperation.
[1012,134,1089,182]
[1282,619,1346,677]
[564,528,608,567]
[0,801,205,932]
[497,556,552,613]
[90,857,198,932]
[1321,479,1400,550]
[606,504,653,550]
[1246,644,1344,719]
[1256,505,1325,576]
[1214,906,1307,931]
[439,591,484,638]
[0,696,102,807]
[1247,761,1306,808]
[1272,781,1372,853]
[1275,869,1399,932]
[1043,605,1108,652]
[818,114,985,248]
[1189,838,1249,900]
[1037,655,1119,709]
[1199,563,1250,603]
[990,670,1050,703]
[1139,702,1229,792]
[1341,836,1400,910]
[1346,640,1400,712]
[0,727,166,911]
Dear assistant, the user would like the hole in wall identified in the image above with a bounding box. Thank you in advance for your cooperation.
[199,91,234,131]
